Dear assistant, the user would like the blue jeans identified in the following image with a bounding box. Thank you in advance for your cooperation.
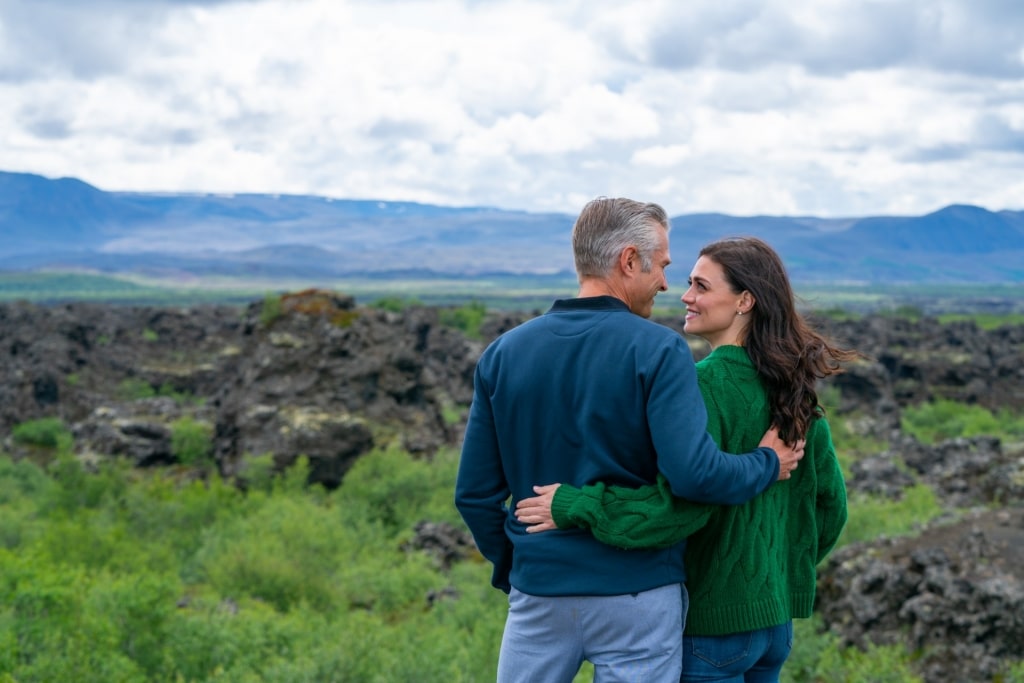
[680,622,794,683]
[497,583,688,683]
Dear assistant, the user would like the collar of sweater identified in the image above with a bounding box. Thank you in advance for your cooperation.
[549,295,629,313]
[704,344,752,365]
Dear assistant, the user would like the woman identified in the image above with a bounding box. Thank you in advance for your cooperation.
[515,236,857,682]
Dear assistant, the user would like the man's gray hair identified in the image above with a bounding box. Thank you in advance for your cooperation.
[572,197,670,278]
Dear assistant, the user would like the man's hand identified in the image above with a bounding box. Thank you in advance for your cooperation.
[514,484,561,532]
[759,426,805,480]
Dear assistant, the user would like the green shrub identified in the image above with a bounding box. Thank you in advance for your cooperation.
[260,292,283,326]
[122,472,245,573]
[901,398,1024,443]
[439,300,487,339]
[999,659,1024,683]
[170,417,214,467]
[117,378,156,401]
[5,435,972,682]
[141,328,159,342]
[936,312,1024,330]
[338,446,463,530]
[157,382,201,406]
[441,401,465,426]
[193,492,347,613]
[839,484,945,547]
[371,296,422,312]
[879,305,924,320]
[783,616,923,682]
[42,455,130,515]
[83,571,180,677]
[11,418,73,453]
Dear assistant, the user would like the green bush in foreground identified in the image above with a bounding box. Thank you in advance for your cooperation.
[0,425,1011,682]
[0,447,511,682]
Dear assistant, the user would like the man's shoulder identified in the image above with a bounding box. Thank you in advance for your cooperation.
[483,308,684,351]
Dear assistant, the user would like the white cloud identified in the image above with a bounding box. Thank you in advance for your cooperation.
[0,0,1022,216]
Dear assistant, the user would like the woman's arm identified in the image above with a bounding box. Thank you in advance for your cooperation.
[515,474,713,550]
[809,418,849,562]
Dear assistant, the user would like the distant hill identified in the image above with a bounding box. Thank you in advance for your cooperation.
[2,170,1023,284]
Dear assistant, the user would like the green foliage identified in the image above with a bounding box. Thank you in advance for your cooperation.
[441,401,466,426]
[371,296,423,312]
[260,292,283,326]
[901,399,1024,444]
[783,616,923,682]
[879,304,924,320]
[0,431,972,682]
[998,659,1024,683]
[116,379,199,405]
[338,446,464,530]
[936,312,1024,329]
[117,378,156,400]
[10,418,73,453]
[810,307,863,322]
[839,485,945,546]
[170,417,214,467]
[42,455,131,516]
[439,300,487,340]
[159,382,202,405]
[0,449,511,681]
[141,327,159,342]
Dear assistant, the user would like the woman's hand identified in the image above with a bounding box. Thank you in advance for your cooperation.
[515,484,561,532]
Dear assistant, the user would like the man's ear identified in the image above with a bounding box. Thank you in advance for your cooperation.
[619,246,639,276]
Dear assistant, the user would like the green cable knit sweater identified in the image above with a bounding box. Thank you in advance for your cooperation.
[550,344,848,636]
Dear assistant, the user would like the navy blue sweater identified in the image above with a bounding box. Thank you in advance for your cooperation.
[455,296,779,596]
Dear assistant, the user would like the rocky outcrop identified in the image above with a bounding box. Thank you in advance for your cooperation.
[822,431,1024,682]
[212,291,481,487]
[2,301,1022,486]
[0,292,481,487]
[819,507,1024,683]
[822,315,1024,415]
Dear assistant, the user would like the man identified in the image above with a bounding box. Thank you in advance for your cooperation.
[455,197,803,683]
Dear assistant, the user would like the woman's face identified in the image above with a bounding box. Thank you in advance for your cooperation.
[680,255,749,348]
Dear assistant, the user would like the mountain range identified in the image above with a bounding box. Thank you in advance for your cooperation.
[2,170,1024,284]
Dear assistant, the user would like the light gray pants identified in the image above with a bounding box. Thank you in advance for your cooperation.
[497,583,687,683]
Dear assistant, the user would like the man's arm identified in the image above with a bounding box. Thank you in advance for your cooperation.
[809,417,849,562]
[647,340,789,504]
[454,367,514,592]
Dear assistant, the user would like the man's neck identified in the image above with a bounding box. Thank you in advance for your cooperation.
[578,278,627,303]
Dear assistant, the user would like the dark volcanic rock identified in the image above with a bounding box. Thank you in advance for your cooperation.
[210,292,481,487]
[2,302,1022,484]
[818,507,1024,683]
[848,435,1024,508]
[0,293,481,488]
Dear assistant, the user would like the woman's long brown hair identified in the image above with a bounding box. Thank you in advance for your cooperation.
[700,237,862,443]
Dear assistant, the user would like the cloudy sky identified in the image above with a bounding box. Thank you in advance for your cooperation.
[2,0,1023,217]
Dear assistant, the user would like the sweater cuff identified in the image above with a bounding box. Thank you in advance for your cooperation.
[551,483,589,529]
